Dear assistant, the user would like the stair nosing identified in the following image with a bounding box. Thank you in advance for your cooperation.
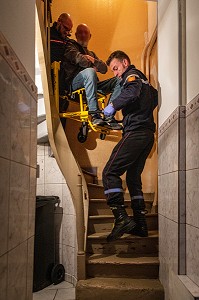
[86,254,159,265]
[89,198,153,203]
[87,230,158,240]
[89,213,158,219]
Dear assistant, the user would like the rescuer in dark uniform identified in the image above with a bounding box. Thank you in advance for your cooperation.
[102,50,158,242]
[50,13,73,127]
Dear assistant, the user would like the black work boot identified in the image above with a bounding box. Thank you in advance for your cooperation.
[104,116,123,130]
[130,198,148,237]
[107,205,136,242]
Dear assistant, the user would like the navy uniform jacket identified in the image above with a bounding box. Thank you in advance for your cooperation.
[50,22,70,63]
[112,65,158,133]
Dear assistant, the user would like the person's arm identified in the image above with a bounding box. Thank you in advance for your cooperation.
[64,41,93,68]
[112,77,142,110]
[86,51,107,74]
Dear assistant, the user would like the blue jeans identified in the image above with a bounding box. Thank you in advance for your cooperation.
[71,68,121,112]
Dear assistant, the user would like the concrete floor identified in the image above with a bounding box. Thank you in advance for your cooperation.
[33,281,76,300]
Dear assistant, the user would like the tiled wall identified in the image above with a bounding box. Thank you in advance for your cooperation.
[37,143,78,286]
[0,33,37,300]
[158,99,199,299]
[186,95,199,288]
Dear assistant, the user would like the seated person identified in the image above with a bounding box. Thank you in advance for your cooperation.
[62,23,122,129]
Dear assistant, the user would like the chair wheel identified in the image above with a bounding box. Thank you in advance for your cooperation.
[51,264,65,285]
[100,133,106,140]
[78,132,87,143]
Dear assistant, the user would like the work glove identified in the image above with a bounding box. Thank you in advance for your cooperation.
[103,103,115,117]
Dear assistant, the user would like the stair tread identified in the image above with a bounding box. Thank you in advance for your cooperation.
[87,254,159,265]
[87,230,158,240]
[89,213,158,219]
[82,169,97,178]
[90,198,153,203]
[77,277,163,290]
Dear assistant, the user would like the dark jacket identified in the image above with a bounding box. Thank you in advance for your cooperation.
[62,39,107,90]
[50,22,70,63]
[112,65,158,133]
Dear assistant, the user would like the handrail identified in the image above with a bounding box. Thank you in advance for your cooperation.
[36,0,88,280]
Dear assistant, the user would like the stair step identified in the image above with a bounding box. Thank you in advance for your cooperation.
[82,169,98,184]
[88,214,158,234]
[87,230,158,255]
[89,198,153,215]
[86,254,159,279]
[76,277,164,300]
[87,183,154,200]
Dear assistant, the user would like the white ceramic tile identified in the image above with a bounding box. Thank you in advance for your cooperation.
[11,73,31,165]
[45,184,63,203]
[45,281,74,290]
[45,155,63,184]
[62,215,77,248]
[37,144,45,156]
[36,184,44,196]
[0,157,9,256]
[9,162,29,250]
[55,288,76,300]
[7,241,27,300]
[62,184,75,215]
[33,289,57,300]
[0,56,12,159]
[37,156,44,185]
[0,253,7,300]
[62,245,76,277]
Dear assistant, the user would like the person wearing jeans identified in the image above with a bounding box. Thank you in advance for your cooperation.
[63,24,122,129]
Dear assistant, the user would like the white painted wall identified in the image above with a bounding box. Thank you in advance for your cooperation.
[186,0,199,103]
[158,0,179,126]
[0,0,35,80]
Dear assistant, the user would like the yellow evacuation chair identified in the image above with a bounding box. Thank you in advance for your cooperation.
[51,61,112,143]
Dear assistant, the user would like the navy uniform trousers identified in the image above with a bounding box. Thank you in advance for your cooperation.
[102,128,154,206]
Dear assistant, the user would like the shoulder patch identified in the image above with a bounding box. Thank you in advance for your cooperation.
[127,75,136,82]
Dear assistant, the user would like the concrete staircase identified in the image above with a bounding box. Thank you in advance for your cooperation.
[76,171,164,300]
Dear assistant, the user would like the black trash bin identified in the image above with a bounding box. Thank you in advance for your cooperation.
[33,196,65,292]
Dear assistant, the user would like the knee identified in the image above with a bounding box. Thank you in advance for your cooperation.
[82,68,97,81]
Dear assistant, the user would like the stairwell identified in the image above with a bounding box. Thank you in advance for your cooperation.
[76,171,164,300]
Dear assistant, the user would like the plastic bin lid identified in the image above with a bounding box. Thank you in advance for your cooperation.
[36,196,60,208]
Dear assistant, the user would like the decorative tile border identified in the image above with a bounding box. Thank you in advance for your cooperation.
[158,106,186,138]
[0,31,37,100]
[186,94,199,117]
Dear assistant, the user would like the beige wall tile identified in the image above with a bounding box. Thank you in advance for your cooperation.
[0,253,7,300]
[29,168,36,238]
[0,56,12,160]
[186,108,199,170]
[9,161,29,250]
[186,168,199,229]
[30,96,37,168]
[0,157,9,256]
[26,237,34,300]
[158,171,178,222]
[158,120,178,175]
[11,74,31,165]
[7,241,27,300]
[186,225,199,287]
